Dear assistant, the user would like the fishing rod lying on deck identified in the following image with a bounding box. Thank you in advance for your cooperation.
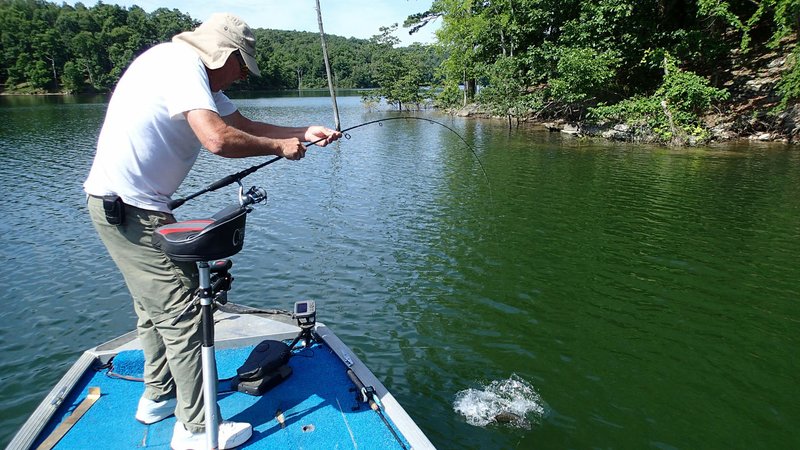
[167,116,490,210]
[346,369,408,450]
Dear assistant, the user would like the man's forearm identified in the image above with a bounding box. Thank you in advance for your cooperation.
[228,112,308,141]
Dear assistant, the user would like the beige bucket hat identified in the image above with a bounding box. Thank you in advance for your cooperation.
[173,13,261,76]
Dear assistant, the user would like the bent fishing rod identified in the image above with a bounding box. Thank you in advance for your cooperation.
[168,116,490,210]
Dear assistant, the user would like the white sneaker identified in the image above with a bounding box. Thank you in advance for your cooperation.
[170,421,253,450]
[135,396,177,424]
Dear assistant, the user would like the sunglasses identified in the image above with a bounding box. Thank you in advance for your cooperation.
[234,51,250,78]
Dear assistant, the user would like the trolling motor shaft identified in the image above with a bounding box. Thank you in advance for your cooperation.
[171,260,233,325]
[197,261,220,448]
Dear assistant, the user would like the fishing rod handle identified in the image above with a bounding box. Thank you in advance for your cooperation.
[167,197,186,210]
[207,174,240,192]
[347,369,364,389]
[346,369,368,403]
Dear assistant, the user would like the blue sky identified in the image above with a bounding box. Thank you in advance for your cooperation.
[74,0,439,46]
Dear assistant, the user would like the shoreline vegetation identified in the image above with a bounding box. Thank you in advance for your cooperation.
[1,0,798,146]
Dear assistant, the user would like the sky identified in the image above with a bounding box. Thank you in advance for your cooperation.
[75,0,440,47]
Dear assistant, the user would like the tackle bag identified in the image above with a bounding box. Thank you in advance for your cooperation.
[232,340,292,396]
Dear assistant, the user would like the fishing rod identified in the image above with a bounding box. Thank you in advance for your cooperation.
[168,116,490,210]
[346,369,408,450]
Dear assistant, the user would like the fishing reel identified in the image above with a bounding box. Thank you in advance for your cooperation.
[238,182,267,207]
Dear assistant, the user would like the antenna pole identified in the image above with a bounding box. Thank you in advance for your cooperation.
[315,0,341,131]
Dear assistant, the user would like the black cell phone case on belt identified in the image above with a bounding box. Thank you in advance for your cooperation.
[102,195,125,225]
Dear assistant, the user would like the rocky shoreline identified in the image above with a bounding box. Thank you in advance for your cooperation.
[456,46,799,146]
[455,105,799,146]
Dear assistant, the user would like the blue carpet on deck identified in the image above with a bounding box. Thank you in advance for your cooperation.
[33,342,409,449]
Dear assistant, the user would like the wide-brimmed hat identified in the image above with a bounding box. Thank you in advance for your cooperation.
[173,13,261,76]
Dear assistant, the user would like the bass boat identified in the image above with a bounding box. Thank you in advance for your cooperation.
[7,186,435,450]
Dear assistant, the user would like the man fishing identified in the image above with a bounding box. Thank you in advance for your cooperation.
[83,12,341,450]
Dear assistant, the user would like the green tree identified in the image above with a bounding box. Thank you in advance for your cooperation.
[477,55,536,127]
[430,0,486,106]
[364,24,431,110]
[61,60,83,92]
[25,58,49,91]
[698,0,800,50]
[547,47,620,116]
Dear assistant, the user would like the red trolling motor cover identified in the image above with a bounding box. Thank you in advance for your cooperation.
[153,204,250,262]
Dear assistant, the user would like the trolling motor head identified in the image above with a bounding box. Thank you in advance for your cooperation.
[152,185,266,262]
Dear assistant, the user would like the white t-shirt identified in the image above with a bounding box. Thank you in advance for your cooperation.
[84,42,237,212]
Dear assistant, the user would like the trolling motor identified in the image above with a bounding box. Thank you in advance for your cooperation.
[152,184,266,450]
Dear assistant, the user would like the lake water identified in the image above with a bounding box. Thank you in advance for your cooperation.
[0,94,798,449]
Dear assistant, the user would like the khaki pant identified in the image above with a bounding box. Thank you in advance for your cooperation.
[87,195,213,433]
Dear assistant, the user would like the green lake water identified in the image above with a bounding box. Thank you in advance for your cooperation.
[0,94,798,449]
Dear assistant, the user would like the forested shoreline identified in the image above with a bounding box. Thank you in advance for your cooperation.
[411,0,798,144]
[1,0,798,144]
[0,1,439,93]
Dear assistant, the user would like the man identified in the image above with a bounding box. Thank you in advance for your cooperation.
[84,13,341,450]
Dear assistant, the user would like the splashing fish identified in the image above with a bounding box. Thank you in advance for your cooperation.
[453,374,546,429]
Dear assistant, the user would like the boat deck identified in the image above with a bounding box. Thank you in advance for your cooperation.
[13,308,427,450]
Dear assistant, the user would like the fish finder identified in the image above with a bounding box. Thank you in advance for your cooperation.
[289,300,317,350]
[293,300,316,321]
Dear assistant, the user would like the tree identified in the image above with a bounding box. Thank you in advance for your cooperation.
[364,24,431,110]
[431,0,486,106]
[61,60,83,93]
[477,55,534,127]
[546,47,621,117]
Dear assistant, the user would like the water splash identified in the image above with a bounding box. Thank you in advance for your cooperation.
[453,374,546,429]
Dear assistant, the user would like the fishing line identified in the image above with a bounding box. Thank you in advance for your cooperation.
[330,116,489,185]
[169,116,491,210]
